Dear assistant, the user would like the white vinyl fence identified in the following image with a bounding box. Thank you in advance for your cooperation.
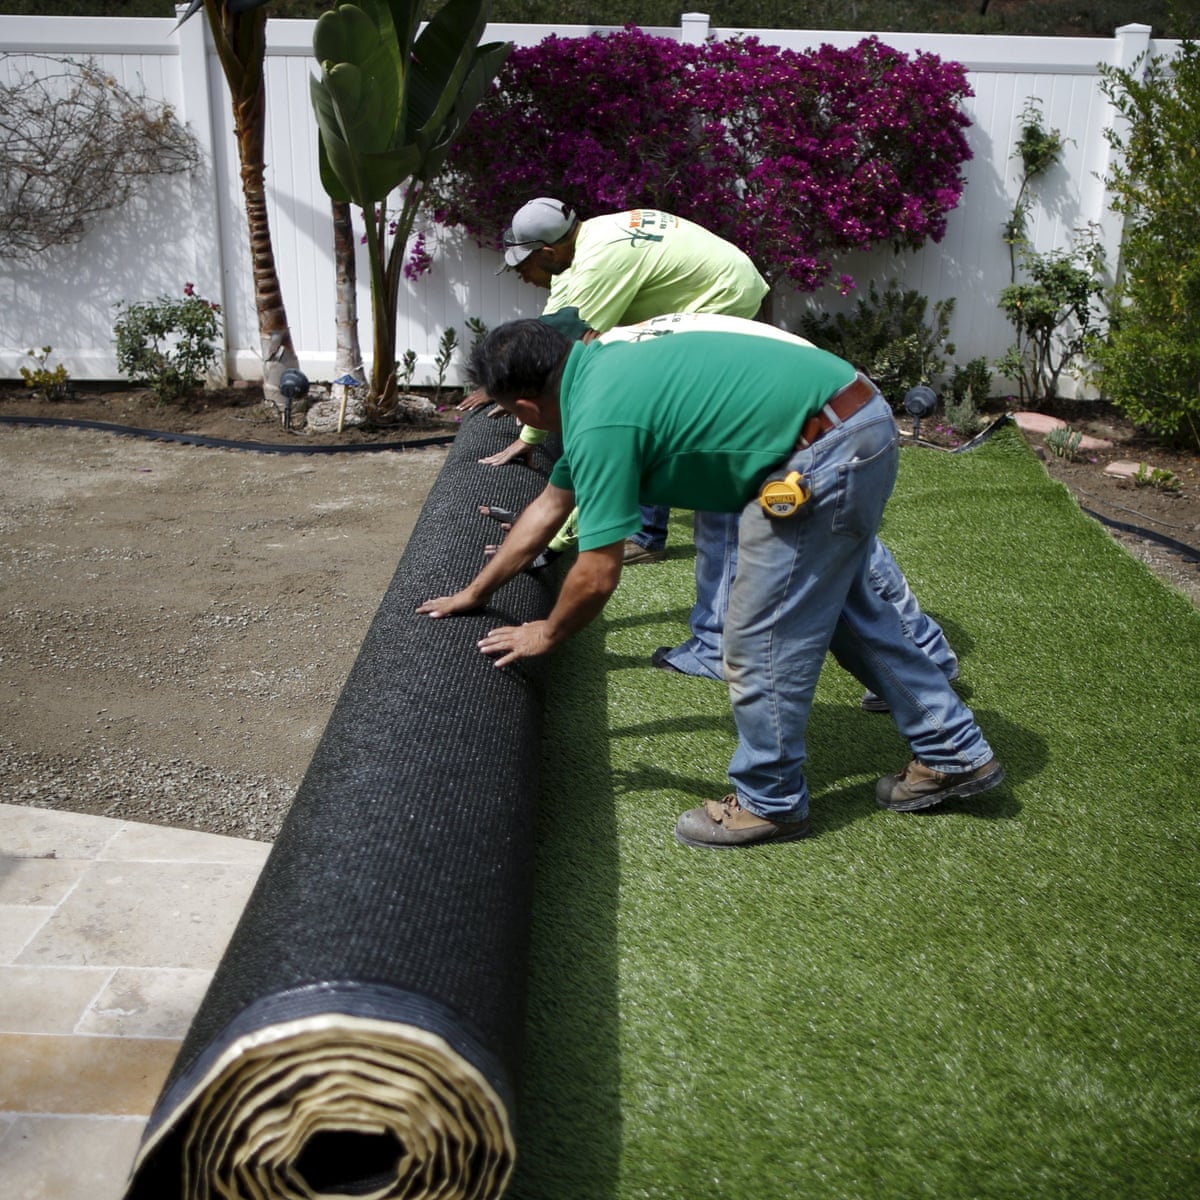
[0,12,1172,392]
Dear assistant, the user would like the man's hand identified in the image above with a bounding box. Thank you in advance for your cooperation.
[456,387,492,412]
[416,483,576,622]
[477,620,557,667]
[416,590,483,619]
[479,439,535,467]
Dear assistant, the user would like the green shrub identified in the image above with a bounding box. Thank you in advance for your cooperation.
[1093,36,1200,450]
[942,360,991,437]
[1044,425,1086,461]
[19,345,71,400]
[997,102,1107,407]
[946,356,992,408]
[433,326,459,403]
[1133,463,1183,493]
[113,287,222,404]
[796,279,954,405]
[398,349,418,392]
[996,235,1107,407]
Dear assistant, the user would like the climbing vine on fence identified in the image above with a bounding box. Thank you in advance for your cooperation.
[431,28,974,295]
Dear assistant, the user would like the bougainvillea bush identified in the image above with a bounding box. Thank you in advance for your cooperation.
[431,28,974,293]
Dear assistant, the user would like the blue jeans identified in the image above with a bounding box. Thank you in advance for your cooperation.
[659,519,954,688]
[630,503,670,552]
[867,541,959,682]
[656,510,739,682]
[725,395,993,822]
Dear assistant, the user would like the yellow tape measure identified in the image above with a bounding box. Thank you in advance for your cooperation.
[759,471,811,518]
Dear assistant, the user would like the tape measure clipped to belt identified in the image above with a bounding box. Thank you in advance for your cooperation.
[759,470,811,518]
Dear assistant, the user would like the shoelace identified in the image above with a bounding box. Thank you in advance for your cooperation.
[716,794,741,820]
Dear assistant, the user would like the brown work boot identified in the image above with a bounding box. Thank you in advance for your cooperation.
[875,757,1005,812]
[623,539,666,564]
[675,794,811,849]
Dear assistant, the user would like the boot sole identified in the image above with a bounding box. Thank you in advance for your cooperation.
[878,761,1005,812]
[674,820,812,849]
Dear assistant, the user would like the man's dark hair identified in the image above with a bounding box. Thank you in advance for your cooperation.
[469,319,571,405]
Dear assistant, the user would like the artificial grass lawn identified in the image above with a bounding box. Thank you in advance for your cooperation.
[513,425,1199,1199]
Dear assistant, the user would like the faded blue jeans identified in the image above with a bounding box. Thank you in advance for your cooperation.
[656,509,739,681]
[659,521,957,687]
[724,394,993,822]
[631,503,670,552]
[868,541,959,682]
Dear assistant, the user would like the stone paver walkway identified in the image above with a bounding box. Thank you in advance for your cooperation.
[0,803,269,1200]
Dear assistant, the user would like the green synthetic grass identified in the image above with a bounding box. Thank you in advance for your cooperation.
[512,425,1200,1199]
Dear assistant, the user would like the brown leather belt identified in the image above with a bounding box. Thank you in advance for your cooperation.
[796,374,879,449]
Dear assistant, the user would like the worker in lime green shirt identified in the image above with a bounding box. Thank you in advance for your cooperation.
[484,198,768,680]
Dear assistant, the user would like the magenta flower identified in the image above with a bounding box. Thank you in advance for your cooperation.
[432,29,973,297]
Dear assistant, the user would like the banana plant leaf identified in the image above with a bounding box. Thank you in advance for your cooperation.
[414,39,511,178]
[311,0,509,207]
[312,1,403,156]
[406,0,490,141]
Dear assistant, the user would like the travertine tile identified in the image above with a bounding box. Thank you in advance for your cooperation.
[15,859,263,969]
[0,1113,145,1200]
[0,1033,177,1116]
[0,806,273,1200]
[0,804,123,860]
[0,966,111,1034]
[103,821,270,865]
[0,855,88,906]
[0,906,51,965]
[80,967,213,1039]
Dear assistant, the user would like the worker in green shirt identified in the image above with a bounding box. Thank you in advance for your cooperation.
[419,317,1003,848]
[482,308,962,705]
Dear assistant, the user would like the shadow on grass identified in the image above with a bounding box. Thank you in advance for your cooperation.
[804,705,1046,834]
[600,702,1045,839]
[925,609,974,660]
[510,625,622,1200]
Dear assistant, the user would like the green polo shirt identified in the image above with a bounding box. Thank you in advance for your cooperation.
[548,328,857,551]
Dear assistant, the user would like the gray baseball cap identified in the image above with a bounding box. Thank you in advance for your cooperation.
[501,198,577,268]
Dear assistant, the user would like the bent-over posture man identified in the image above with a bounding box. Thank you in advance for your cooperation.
[419,318,1003,848]
[487,198,769,681]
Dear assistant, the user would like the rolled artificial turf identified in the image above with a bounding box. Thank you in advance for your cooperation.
[123,409,561,1200]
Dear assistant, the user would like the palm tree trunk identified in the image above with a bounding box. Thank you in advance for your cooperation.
[332,200,363,380]
[206,1,299,414]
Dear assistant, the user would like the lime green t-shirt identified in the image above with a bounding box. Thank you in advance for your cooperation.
[548,328,857,551]
[544,210,768,333]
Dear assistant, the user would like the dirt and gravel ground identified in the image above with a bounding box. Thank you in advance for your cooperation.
[1,387,455,840]
[2,385,1197,842]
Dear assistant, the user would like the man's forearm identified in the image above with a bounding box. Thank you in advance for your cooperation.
[462,486,573,601]
[473,543,624,666]
[542,546,624,644]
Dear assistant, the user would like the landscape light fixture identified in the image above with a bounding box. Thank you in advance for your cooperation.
[279,368,309,430]
[903,383,938,440]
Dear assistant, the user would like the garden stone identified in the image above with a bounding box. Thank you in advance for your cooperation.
[306,393,367,431]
